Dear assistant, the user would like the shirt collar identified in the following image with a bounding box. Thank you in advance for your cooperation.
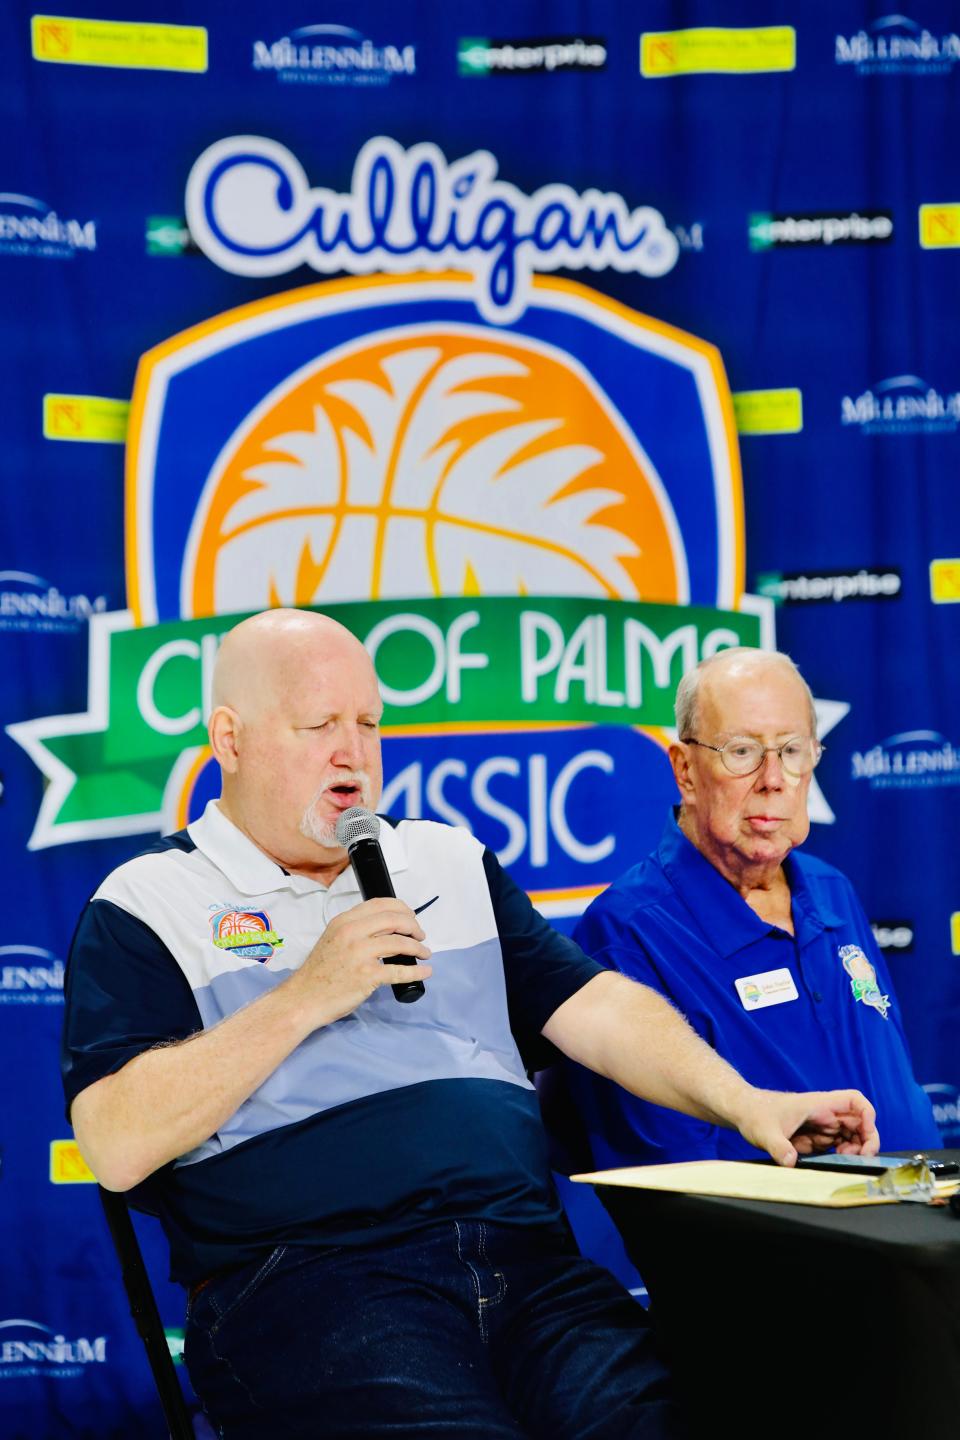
[657,812,769,959]
[658,809,843,958]
[188,800,409,898]
[783,850,845,938]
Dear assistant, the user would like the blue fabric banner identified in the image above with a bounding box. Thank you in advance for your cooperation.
[2,3,958,1432]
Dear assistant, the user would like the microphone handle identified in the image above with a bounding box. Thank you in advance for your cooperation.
[347,837,425,1003]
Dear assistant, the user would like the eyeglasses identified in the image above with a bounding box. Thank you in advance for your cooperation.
[682,736,825,777]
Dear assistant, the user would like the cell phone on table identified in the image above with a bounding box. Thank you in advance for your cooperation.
[796,1153,960,1177]
[923,1158,960,1177]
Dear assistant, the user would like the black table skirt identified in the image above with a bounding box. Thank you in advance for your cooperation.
[595,1150,960,1433]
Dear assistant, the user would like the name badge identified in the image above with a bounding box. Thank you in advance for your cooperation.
[734,968,799,1011]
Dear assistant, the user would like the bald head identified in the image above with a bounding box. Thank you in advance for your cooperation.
[675,648,816,740]
[208,609,384,879]
[212,608,377,721]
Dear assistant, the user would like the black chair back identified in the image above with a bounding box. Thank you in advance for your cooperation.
[98,1186,195,1440]
[533,1064,595,1176]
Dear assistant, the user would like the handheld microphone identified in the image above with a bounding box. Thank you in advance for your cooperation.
[335,807,425,1004]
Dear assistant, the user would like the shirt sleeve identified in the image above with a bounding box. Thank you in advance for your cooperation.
[482,848,603,1070]
[62,897,202,1115]
[568,902,722,1168]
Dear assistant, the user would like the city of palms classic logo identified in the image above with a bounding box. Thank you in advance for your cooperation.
[8,134,796,916]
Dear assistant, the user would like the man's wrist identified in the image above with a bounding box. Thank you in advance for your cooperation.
[268,970,327,1041]
[706,1074,757,1133]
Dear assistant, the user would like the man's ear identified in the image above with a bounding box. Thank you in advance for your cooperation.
[209,705,242,774]
[669,741,696,803]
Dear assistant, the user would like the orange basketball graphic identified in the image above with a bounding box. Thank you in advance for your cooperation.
[183,328,685,618]
[218,911,266,937]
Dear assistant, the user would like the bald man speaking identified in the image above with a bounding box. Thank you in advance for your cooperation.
[63,611,879,1440]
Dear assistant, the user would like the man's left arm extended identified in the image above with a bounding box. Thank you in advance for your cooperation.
[542,971,880,1167]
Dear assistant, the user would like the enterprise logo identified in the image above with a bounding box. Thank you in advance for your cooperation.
[459,35,606,74]
[146,215,200,257]
[869,920,914,952]
[755,568,901,605]
[924,1084,960,1141]
[750,210,893,250]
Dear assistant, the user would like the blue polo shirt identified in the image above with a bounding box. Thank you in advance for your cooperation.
[568,813,939,1167]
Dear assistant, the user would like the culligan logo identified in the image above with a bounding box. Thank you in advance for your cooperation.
[185,135,679,322]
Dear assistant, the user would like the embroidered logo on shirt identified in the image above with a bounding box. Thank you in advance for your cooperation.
[209,908,284,962]
[838,944,889,1020]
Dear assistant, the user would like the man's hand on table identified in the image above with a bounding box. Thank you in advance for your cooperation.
[736,1089,880,1167]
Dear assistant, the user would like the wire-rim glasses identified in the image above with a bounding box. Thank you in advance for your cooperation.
[682,736,825,777]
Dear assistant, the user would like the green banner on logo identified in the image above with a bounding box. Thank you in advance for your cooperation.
[9,596,760,847]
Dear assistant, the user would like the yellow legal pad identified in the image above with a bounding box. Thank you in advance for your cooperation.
[572,1159,957,1207]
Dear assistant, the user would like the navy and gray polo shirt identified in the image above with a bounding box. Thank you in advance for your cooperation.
[63,802,601,1285]
[568,812,940,1169]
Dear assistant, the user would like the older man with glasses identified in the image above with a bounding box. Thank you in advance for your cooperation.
[567,646,940,1173]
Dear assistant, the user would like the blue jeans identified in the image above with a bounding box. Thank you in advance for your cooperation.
[184,1219,680,1438]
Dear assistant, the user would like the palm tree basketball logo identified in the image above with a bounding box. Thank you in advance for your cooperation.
[182,328,686,617]
[7,273,745,853]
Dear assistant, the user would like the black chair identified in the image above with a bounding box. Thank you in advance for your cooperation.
[533,1064,595,1176]
[98,1185,195,1440]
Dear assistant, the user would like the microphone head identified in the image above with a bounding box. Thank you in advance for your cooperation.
[335,806,380,849]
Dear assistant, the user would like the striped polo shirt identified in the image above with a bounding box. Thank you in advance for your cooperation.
[63,802,600,1284]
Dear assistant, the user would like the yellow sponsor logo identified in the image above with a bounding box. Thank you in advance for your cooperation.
[919,204,960,249]
[952,912,960,955]
[732,388,803,435]
[43,393,129,443]
[640,26,795,78]
[50,1140,96,1183]
[931,559,960,604]
[32,15,207,72]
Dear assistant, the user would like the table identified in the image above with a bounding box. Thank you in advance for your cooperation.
[595,1150,960,1433]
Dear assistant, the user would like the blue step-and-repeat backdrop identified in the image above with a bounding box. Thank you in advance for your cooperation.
[2,3,958,1434]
